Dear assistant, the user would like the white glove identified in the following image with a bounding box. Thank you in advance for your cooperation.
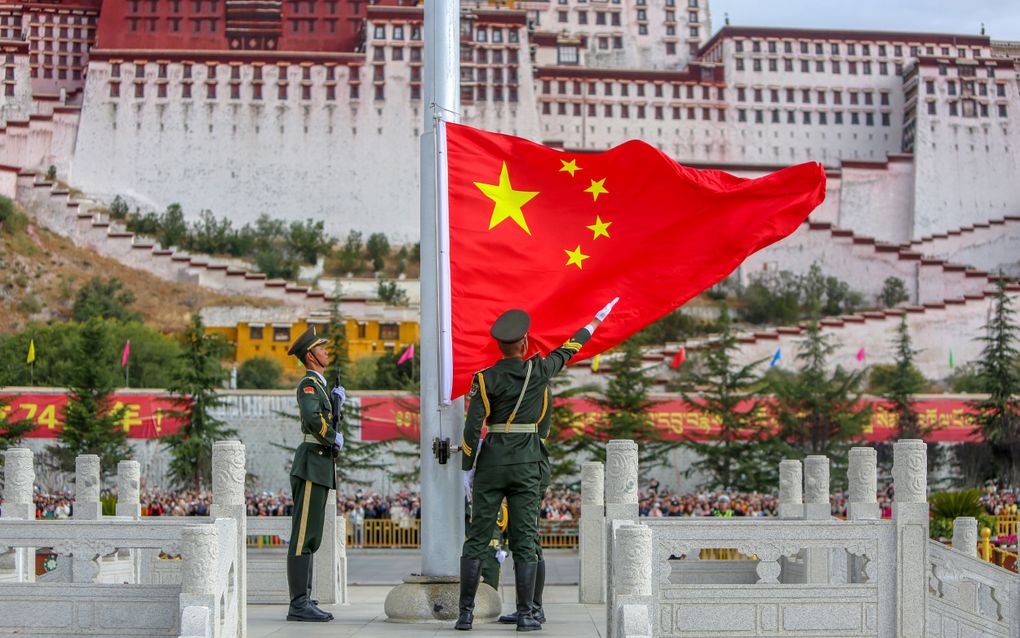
[595,297,620,321]
[334,432,345,450]
[463,468,475,496]
[331,385,347,407]
[495,550,508,564]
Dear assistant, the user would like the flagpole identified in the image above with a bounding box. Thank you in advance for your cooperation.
[416,0,462,580]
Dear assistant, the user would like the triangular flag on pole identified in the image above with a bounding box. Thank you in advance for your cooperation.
[949,350,955,369]
[856,347,866,363]
[121,339,131,367]
[397,344,415,365]
[670,348,685,369]
[26,339,35,364]
[770,348,781,368]
[591,354,601,372]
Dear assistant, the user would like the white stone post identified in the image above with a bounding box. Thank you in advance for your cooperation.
[211,440,246,636]
[802,455,830,584]
[73,454,101,520]
[579,461,606,604]
[605,440,639,636]
[847,447,879,520]
[893,439,928,638]
[952,516,978,558]
[180,525,219,638]
[610,524,652,638]
[2,448,35,583]
[115,460,141,518]
[778,459,803,519]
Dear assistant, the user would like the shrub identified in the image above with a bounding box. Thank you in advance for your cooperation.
[72,277,141,323]
[237,357,283,389]
[929,489,984,520]
[0,196,27,235]
[867,363,929,395]
[880,277,909,308]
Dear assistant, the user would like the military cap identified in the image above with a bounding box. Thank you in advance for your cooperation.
[287,327,329,360]
[490,309,530,343]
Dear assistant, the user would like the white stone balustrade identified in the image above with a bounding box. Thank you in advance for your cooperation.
[893,439,928,638]
[951,517,978,559]
[778,459,803,519]
[604,440,639,634]
[612,524,652,638]
[579,461,606,604]
[73,454,102,520]
[1,447,36,584]
[848,447,879,520]
[212,440,248,632]
[116,460,141,519]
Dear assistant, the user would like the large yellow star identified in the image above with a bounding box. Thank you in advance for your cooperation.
[584,178,608,202]
[559,159,582,177]
[474,162,539,235]
[586,215,612,240]
[564,245,590,269]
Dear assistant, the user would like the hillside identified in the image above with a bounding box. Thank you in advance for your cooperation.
[0,203,279,334]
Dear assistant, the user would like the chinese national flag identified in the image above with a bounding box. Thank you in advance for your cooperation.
[442,122,825,399]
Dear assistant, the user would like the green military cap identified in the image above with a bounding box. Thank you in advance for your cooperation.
[490,309,530,343]
[287,327,329,360]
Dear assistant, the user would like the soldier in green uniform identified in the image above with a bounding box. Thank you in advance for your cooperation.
[456,298,618,632]
[479,503,510,591]
[285,327,344,623]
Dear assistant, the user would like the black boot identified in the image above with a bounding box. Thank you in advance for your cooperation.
[514,561,542,632]
[306,555,333,620]
[286,555,331,622]
[499,559,546,624]
[455,556,483,631]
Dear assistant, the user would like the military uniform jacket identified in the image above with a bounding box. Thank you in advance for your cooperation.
[462,327,591,471]
[291,371,339,489]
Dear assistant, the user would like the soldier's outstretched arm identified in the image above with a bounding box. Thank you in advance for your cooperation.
[461,372,489,471]
[298,380,339,448]
[540,297,619,378]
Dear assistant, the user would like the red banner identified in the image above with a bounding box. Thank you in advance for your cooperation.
[358,396,982,444]
[0,392,183,438]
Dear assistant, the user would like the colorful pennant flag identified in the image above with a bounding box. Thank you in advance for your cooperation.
[26,339,35,365]
[442,122,826,399]
[670,347,686,369]
[397,344,415,365]
[591,354,601,372]
[949,350,955,369]
[856,347,866,363]
[770,348,782,368]
[121,340,131,368]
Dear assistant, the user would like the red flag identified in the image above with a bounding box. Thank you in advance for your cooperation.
[670,348,686,369]
[121,339,131,368]
[442,122,825,399]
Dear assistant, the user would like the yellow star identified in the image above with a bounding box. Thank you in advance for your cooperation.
[474,162,539,236]
[564,245,590,269]
[586,215,612,240]
[559,159,582,177]
[584,178,608,202]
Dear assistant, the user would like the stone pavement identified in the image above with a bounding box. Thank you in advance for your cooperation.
[249,585,606,637]
[347,549,580,586]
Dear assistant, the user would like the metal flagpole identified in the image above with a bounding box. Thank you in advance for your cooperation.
[418,0,463,579]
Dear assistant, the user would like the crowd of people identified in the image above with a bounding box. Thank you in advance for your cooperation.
[11,481,1017,521]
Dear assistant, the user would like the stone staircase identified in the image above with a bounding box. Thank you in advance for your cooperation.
[903,214,1020,278]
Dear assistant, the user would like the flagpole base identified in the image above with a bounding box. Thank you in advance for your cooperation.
[383,575,501,623]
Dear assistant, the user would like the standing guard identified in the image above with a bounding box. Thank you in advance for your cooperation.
[456,298,618,632]
[285,327,344,622]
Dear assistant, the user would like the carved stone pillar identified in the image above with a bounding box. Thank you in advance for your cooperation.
[778,459,803,519]
[1,448,35,520]
[181,525,219,596]
[116,460,141,519]
[893,439,928,638]
[579,461,606,604]
[74,454,101,520]
[802,455,830,520]
[605,440,639,521]
[847,447,879,520]
[211,440,246,630]
[952,516,978,558]
[611,524,652,638]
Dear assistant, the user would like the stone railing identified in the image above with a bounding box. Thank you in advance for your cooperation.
[0,443,247,638]
[585,439,1017,638]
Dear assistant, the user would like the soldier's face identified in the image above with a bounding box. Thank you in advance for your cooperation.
[309,345,329,367]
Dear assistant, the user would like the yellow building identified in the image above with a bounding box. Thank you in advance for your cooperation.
[202,304,419,376]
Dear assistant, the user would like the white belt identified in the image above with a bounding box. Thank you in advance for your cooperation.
[495,423,538,434]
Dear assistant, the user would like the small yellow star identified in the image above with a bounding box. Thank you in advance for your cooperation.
[559,159,582,177]
[584,178,608,202]
[474,162,539,236]
[586,215,612,240]
[564,245,590,269]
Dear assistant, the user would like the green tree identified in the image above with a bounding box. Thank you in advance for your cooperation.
[879,277,910,308]
[48,319,131,472]
[0,396,34,455]
[883,317,927,439]
[109,195,130,220]
[163,315,236,490]
[867,363,928,395]
[333,230,364,275]
[366,232,390,272]
[377,278,409,306]
[543,377,595,483]
[72,277,141,323]
[287,219,330,265]
[629,309,716,346]
[971,279,1020,484]
[0,196,27,234]
[237,357,283,389]
[158,203,188,248]
[675,307,777,491]
[767,318,871,481]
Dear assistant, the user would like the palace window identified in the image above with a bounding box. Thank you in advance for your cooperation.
[273,327,290,342]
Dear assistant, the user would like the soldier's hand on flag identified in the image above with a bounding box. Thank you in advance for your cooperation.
[595,297,620,321]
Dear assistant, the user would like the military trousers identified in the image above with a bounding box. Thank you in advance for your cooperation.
[463,461,542,563]
[289,475,330,557]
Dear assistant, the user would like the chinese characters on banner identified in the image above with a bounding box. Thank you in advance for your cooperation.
[2,392,980,443]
